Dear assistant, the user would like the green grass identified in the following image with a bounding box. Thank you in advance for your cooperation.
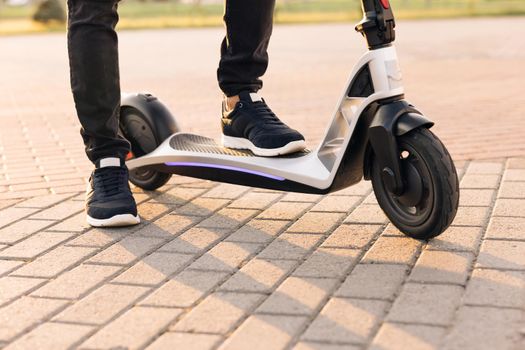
[1,0,524,35]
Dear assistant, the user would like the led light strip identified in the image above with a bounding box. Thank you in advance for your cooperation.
[164,162,285,181]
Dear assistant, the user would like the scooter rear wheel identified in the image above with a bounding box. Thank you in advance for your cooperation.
[371,128,459,239]
[120,107,172,191]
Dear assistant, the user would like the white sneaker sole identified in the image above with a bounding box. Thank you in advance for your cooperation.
[86,213,141,228]
[222,135,306,157]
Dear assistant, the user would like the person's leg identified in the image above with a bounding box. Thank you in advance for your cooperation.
[67,0,129,163]
[67,0,139,227]
[218,0,275,97]
[218,0,306,157]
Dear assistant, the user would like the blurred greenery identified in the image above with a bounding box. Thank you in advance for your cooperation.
[0,0,524,35]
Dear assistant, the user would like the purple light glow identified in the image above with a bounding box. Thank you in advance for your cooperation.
[164,162,285,181]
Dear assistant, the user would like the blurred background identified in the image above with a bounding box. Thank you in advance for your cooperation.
[1,0,525,35]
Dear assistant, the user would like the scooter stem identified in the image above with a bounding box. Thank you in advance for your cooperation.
[356,0,396,49]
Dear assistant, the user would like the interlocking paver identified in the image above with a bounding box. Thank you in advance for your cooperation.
[362,236,422,265]
[493,198,525,217]
[336,264,408,301]
[226,219,289,243]
[188,241,261,272]
[221,314,308,350]
[292,248,359,278]
[476,240,525,270]
[0,276,46,307]
[287,212,344,233]
[256,276,337,316]
[53,284,150,325]
[0,231,75,260]
[146,332,222,350]
[79,306,182,349]
[321,224,381,249]
[463,269,525,308]
[0,297,69,343]
[302,298,389,344]
[485,216,525,240]
[408,250,473,285]
[157,227,230,254]
[370,323,447,350]
[258,233,324,260]
[172,292,264,334]
[257,201,312,220]
[426,226,484,252]
[442,306,524,350]
[0,219,55,244]
[0,260,23,277]
[4,322,93,350]
[387,283,464,326]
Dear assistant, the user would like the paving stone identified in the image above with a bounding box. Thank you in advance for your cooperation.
[292,248,359,278]
[370,323,447,350]
[146,332,221,350]
[493,198,525,217]
[0,231,74,259]
[311,196,361,212]
[442,306,523,350]
[302,298,388,344]
[281,193,322,202]
[157,227,229,254]
[485,216,525,240]
[32,264,122,299]
[294,342,360,350]
[460,174,500,189]
[0,207,39,229]
[219,258,297,293]
[29,200,84,220]
[504,169,525,181]
[13,246,95,279]
[387,283,464,326]
[189,242,261,272]
[258,233,324,260]
[54,284,150,325]
[14,194,72,209]
[136,202,174,222]
[226,219,289,243]
[0,297,68,343]
[453,206,491,226]
[0,276,46,306]
[257,201,312,220]
[257,277,337,316]
[476,240,525,270]
[112,251,194,285]
[333,181,372,196]
[202,183,248,199]
[426,226,484,252]
[463,269,525,308]
[321,224,381,249]
[466,162,504,175]
[140,270,229,308]
[140,214,202,238]
[5,322,93,350]
[0,219,53,244]
[65,227,130,247]
[87,234,167,266]
[0,260,23,277]
[498,181,525,199]
[336,264,408,301]
[229,192,281,210]
[221,314,307,350]
[409,250,473,285]
[344,204,388,224]
[287,212,344,233]
[459,189,495,206]
[174,197,229,216]
[152,186,208,204]
[173,292,264,334]
[507,158,525,169]
[80,306,182,350]
[46,212,89,233]
[197,208,258,229]
[362,236,422,265]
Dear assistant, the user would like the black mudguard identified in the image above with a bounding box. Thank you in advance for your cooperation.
[120,93,180,146]
[364,100,434,182]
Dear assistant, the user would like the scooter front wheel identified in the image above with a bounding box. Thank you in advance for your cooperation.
[120,107,172,191]
[371,128,459,239]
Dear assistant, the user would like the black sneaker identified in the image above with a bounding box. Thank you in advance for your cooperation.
[221,91,306,157]
[86,157,140,227]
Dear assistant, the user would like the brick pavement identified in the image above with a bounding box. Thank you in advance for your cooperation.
[0,17,524,350]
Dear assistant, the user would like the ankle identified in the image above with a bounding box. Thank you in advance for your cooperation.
[225,95,240,112]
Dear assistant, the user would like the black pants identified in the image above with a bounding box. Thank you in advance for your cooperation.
[67,0,275,163]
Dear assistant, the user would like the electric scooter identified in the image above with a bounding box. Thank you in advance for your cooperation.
[119,0,459,240]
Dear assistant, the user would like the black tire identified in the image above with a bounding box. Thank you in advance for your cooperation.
[371,128,459,239]
[120,107,172,191]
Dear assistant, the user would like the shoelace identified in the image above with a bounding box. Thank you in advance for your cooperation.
[251,102,283,126]
[94,167,127,197]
